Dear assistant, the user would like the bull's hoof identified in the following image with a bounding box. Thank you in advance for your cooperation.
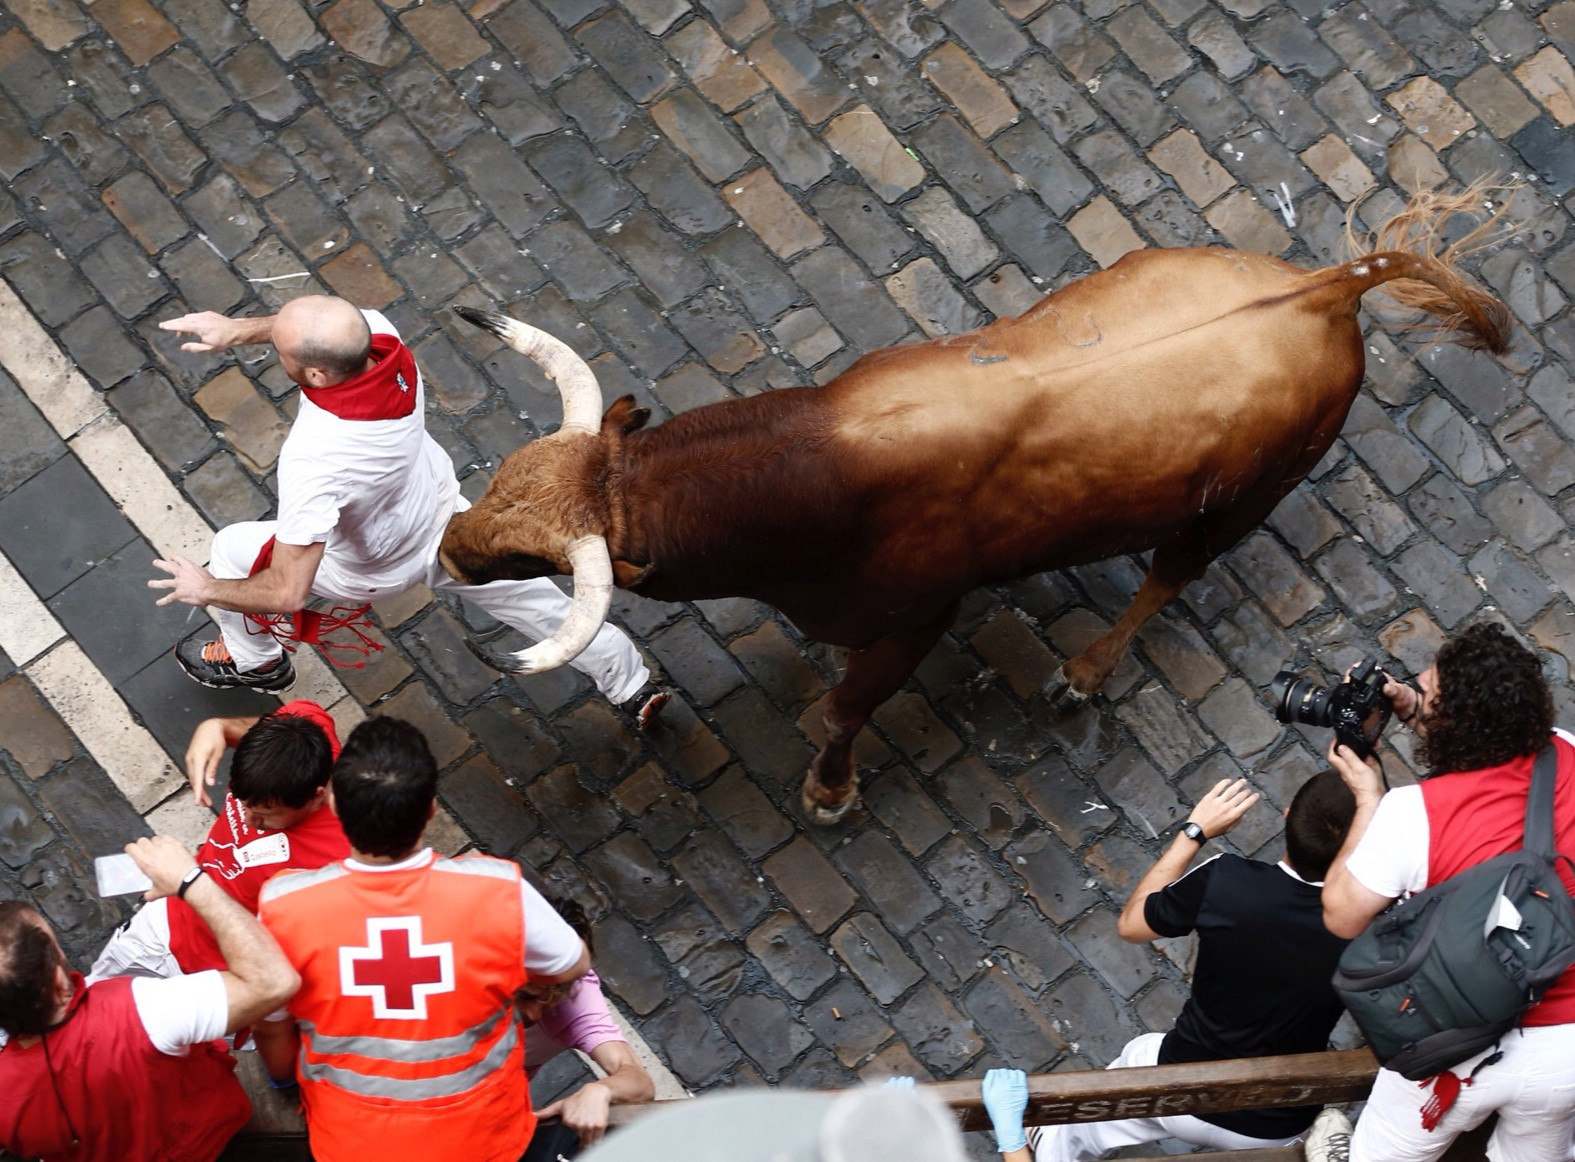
[801,781,858,825]
[1042,665,1092,717]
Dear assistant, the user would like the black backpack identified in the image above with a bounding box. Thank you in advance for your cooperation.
[1332,746,1575,1081]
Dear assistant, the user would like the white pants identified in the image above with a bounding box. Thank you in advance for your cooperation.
[88,898,180,984]
[208,519,649,704]
[1033,1033,1302,1162]
[1352,1025,1575,1162]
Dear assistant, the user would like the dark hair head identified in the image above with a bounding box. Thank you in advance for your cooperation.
[230,711,334,809]
[1284,770,1357,882]
[331,717,437,859]
[545,895,595,955]
[1422,622,1552,777]
[0,901,65,1036]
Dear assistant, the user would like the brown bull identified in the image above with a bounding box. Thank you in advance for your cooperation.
[440,188,1512,822]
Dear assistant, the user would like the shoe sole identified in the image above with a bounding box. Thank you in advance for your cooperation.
[175,657,297,693]
[180,670,298,693]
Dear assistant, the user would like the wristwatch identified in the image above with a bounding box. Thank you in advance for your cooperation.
[1180,821,1206,844]
[176,866,206,899]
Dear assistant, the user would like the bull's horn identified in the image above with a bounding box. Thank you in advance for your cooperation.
[466,535,613,675]
[454,306,603,434]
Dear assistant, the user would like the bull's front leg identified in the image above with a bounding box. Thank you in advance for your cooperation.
[803,603,957,824]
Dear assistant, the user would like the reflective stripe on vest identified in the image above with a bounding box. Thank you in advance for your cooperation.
[432,856,519,882]
[301,1005,508,1063]
[299,1008,521,1101]
[260,861,350,903]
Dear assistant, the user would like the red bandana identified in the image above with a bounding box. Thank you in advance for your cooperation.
[300,333,419,420]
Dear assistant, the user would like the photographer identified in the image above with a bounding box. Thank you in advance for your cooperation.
[1318,622,1575,1162]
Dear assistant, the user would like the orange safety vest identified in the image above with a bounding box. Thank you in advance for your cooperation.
[259,853,532,1162]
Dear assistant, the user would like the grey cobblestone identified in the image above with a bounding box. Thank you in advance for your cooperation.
[12,0,1575,1121]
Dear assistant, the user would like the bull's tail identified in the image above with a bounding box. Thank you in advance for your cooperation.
[1331,182,1518,354]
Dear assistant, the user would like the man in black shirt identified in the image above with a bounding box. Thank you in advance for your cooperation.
[981,771,1356,1161]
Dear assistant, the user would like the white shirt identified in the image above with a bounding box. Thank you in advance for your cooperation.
[274,310,460,598]
[1343,786,1429,900]
[130,971,231,1055]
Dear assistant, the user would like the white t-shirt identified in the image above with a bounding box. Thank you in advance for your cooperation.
[274,310,460,598]
[1343,787,1429,900]
[1344,727,1575,901]
[132,971,231,1055]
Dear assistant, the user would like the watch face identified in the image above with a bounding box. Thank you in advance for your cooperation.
[1183,822,1204,841]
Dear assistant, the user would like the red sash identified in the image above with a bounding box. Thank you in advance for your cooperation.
[300,333,418,420]
[243,538,382,668]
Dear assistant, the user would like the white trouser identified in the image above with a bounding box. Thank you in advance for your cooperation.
[88,898,180,984]
[207,519,649,704]
[1352,1025,1575,1162]
[1033,1033,1302,1162]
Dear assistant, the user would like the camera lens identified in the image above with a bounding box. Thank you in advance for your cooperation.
[1269,670,1333,727]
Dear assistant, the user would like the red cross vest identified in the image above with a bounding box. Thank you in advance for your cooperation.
[258,853,532,1162]
[0,974,249,1162]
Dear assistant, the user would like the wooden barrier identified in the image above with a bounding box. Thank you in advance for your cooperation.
[226,1045,1490,1161]
[919,1048,1380,1135]
[605,1047,1381,1133]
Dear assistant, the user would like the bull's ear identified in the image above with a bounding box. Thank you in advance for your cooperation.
[602,395,650,435]
[612,560,653,588]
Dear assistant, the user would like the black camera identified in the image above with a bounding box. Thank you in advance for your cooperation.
[1269,657,1393,759]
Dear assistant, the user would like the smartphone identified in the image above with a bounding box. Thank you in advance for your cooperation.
[94,853,152,897]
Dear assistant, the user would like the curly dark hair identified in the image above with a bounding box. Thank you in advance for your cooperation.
[1420,622,1553,777]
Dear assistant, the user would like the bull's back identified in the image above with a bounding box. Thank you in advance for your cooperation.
[824,248,1366,592]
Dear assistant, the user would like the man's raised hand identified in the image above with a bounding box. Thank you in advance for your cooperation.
[185,719,229,808]
[150,555,214,607]
[159,311,243,353]
[1326,739,1385,807]
[1188,777,1260,839]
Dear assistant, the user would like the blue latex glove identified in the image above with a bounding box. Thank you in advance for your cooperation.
[884,1075,916,1089]
[982,1068,1029,1154]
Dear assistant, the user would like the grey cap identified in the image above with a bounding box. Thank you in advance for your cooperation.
[578,1085,968,1162]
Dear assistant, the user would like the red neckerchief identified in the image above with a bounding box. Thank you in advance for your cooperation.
[300,333,418,420]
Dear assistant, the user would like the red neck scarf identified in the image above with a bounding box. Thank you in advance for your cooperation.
[300,333,418,420]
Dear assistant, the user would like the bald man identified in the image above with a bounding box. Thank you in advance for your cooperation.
[151,297,665,721]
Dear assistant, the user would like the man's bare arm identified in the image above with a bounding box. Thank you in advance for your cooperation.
[159,311,277,353]
[1321,741,1394,940]
[126,836,299,1033]
[254,1016,301,1084]
[150,540,324,614]
[535,1041,654,1146]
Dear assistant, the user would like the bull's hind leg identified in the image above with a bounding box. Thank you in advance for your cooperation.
[1047,481,1307,710]
[803,602,958,824]
[1045,563,1197,711]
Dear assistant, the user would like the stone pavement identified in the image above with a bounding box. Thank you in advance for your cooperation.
[1,0,1575,1148]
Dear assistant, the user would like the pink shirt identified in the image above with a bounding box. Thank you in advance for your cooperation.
[524,970,625,1074]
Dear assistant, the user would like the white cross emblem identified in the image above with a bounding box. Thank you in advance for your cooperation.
[339,917,456,1020]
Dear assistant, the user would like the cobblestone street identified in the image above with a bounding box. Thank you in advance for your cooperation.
[2,0,1575,1147]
